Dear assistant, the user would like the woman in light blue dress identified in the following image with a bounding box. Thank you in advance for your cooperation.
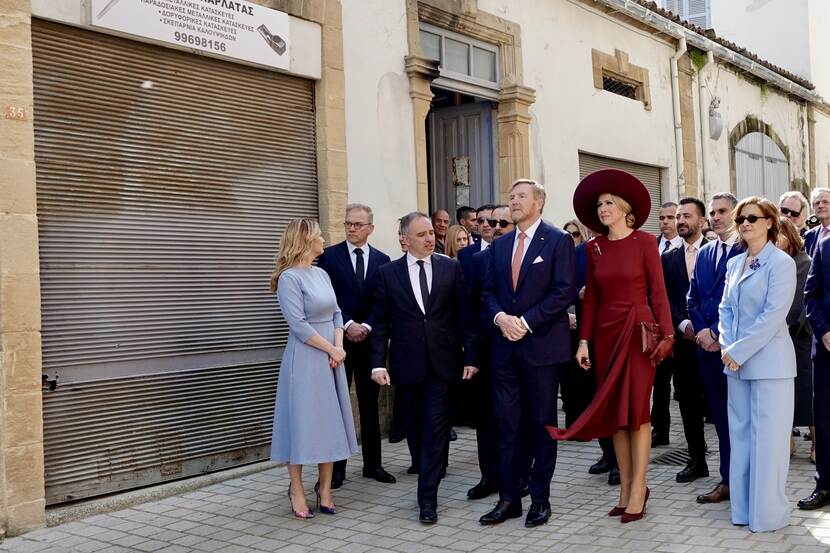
[719,197,796,532]
[269,219,358,519]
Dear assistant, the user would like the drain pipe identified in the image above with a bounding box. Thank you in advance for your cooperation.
[671,36,687,199]
[698,50,715,202]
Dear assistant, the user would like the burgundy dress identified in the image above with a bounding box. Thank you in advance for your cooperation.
[548,230,672,440]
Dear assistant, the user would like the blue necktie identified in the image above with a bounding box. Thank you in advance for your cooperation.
[716,243,728,275]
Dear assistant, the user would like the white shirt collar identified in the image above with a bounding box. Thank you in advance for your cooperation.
[686,235,705,251]
[347,241,369,256]
[517,217,542,240]
[406,252,432,267]
[718,233,738,248]
[479,239,490,251]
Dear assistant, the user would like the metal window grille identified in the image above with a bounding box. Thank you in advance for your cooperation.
[602,74,638,100]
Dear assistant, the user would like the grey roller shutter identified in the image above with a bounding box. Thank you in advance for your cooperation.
[578,153,663,234]
[32,19,317,504]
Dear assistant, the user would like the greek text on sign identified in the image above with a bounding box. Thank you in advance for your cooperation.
[91,0,290,71]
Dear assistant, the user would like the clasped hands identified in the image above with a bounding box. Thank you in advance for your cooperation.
[722,352,739,372]
[496,313,528,342]
[695,328,721,352]
[328,345,347,369]
[345,323,369,343]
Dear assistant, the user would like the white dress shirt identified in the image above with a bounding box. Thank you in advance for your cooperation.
[658,234,684,254]
[678,234,705,334]
[372,253,432,375]
[344,241,371,332]
[479,239,491,252]
[495,217,542,332]
[406,252,432,314]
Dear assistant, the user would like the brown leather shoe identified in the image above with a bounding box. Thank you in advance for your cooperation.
[696,484,729,504]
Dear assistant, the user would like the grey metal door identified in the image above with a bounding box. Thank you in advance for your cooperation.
[32,20,318,504]
[428,101,496,215]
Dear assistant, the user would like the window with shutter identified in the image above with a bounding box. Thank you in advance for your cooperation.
[661,0,710,29]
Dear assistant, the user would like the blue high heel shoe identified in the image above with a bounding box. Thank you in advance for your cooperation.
[288,484,314,519]
[314,481,337,515]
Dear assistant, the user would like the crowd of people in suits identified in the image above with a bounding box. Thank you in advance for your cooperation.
[266,169,830,534]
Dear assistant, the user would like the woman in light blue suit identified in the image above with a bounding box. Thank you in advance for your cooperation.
[719,196,797,532]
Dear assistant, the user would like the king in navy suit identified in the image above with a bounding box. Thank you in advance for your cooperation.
[687,192,742,505]
[479,180,576,528]
[316,204,394,488]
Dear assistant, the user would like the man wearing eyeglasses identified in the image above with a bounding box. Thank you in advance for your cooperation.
[779,191,809,237]
[317,204,394,489]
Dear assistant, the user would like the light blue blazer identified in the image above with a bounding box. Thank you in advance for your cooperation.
[718,241,797,380]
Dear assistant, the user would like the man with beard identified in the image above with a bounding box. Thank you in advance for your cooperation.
[662,198,709,483]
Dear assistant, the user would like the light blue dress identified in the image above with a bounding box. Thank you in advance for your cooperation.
[270,267,358,465]
[719,241,796,532]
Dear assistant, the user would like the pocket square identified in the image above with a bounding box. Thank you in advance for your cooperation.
[532,256,544,264]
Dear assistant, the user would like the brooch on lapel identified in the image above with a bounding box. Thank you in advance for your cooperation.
[593,242,602,256]
[749,257,760,271]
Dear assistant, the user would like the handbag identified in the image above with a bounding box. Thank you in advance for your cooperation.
[641,322,661,356]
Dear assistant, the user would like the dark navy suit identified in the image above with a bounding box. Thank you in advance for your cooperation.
[662,240,708,465]
[317,241,390,477]
[687,238,742,485]
[482,219,576,503]
[805,236,830,491]
[805,225,824,258]
[371,254,475,507]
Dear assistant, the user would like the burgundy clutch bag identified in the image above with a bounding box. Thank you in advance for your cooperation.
[641,322,660,356]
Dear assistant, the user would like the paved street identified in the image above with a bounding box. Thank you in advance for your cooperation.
[3,406,830,553]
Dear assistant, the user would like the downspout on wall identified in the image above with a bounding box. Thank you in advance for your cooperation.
[671,36,687,198]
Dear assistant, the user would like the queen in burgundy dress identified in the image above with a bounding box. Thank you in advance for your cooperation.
[548,169,674,523]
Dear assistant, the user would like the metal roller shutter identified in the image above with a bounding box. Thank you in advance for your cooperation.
[578,153,663,234]
[32,19,318,504]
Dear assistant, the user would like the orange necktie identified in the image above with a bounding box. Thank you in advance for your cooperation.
[512,231,526,290]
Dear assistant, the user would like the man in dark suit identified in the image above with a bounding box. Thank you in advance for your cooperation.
[316,204,394,489]
[457,205,479,246]
[479,179,576,528]
[371,212,478,524]
[804,188,830,257]
[662,197,709,484]
[800,226,830,510]
[687,191,741,504]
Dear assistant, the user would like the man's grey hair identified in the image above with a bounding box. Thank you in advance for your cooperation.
[810,188,830,204]
[661,201,678,209]
[511,178,546,209]
[779,191,809,214]
[399,211,430,236]
[710,192,738,208]
[346,203,374,224]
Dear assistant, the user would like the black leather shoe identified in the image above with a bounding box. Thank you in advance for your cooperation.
[676,460,709,483]
[449,428,458,441]
[479,500,522,525]
[651,431,669,447]
[419,504,438,524]
[362,467,396,484]
[519,478,530,498]
[798,488,830,510]
[607,466,620,486]
[467,478,499,500]
[524,501,551,527]
[407,465,418,475]
[589,456,613,475]
[331,474,344,490]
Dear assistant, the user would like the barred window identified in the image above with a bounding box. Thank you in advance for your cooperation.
[602,74,638,100]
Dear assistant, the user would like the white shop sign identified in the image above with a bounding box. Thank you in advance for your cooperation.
[91,0,290,70]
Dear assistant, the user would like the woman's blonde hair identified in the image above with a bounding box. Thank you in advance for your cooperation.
[604,194,636,228]
[269,218,322,292]
[445,224,470,258]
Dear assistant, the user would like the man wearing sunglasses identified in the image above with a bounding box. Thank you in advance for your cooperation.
[779,191,809,237]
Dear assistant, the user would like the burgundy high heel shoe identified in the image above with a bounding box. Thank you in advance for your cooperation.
[608,505,626,517]
[288,484,314,519]
[314,481,337,515]
[621,487,649,523]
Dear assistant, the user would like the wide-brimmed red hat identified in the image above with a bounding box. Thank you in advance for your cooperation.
[573,169,652,234]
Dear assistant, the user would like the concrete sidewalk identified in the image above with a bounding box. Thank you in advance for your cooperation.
[2,408,829,553]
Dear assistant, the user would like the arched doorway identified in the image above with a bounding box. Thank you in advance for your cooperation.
[735,132,790,199]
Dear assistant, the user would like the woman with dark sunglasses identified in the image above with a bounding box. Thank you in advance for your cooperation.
[563,219,587,247]
[719,196,796,532]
